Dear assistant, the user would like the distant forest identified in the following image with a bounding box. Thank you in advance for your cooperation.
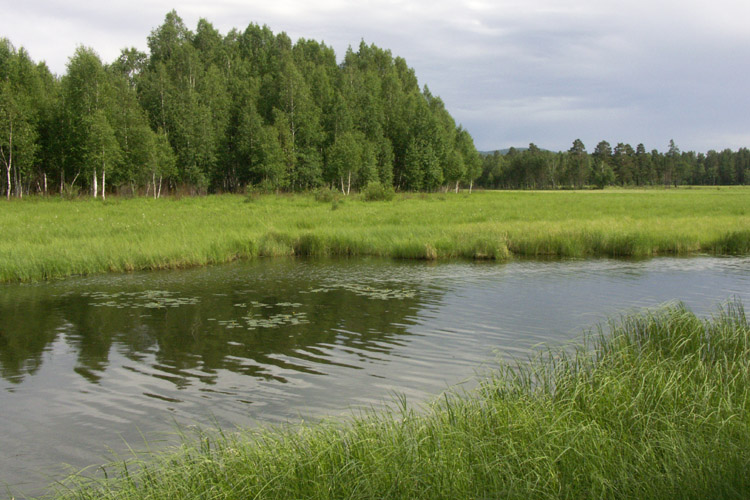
[1,12,748,199]
[478,141,750,190]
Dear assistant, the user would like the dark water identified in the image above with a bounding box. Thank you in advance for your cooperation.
[1,256,749,497]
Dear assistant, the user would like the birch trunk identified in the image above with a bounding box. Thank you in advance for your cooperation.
[157,175,162,198]
[5,118,12,200]
[93,168,98,198]
[347,171,351,195]
[102,166,106,201]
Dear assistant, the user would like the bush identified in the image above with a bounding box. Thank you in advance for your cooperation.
[243,185,262,202]
[314,187,340,203]
[244,181,277,202]
[63,184,81,200]
[362,181,395,201]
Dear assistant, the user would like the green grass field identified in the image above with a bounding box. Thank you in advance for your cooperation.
[46,301,750,499]
[1,187,749,282]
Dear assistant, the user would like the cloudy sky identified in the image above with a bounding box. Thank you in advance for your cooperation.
[3,0,749,152]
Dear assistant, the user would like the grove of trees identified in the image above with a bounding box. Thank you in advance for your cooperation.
[478,140,750,190]
[0,11,482,199]
[3,12,748,199]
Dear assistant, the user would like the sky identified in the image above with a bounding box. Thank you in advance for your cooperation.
[2,0,749,153]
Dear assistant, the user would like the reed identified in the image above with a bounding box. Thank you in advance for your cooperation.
[2,187,748,282]
[44,301,750,499]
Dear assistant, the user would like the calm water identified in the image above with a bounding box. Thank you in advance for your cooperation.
[2,256,749,497]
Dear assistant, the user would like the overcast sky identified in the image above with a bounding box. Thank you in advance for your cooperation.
[3,0,749,152]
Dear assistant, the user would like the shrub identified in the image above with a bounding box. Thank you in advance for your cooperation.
[314,186,340,203]
[362,181,395,201]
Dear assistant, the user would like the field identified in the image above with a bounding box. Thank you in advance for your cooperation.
[1,187,749,282]
[47,301,750,499]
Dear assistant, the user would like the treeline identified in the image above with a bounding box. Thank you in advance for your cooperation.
[0,11,482,199]
[479,140,750,189]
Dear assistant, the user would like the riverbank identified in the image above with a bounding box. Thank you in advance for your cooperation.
[45,301,750,499]
[2,187,749,282]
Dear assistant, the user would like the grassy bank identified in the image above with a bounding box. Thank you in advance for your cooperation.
[2,187,749,282]
[46,301,750,499]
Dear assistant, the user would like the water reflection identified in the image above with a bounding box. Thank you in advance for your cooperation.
[0,259,431,388]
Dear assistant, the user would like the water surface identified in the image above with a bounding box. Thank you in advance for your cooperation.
[1,256,748,497]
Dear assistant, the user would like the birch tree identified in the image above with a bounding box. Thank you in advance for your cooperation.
[85,110,120,199]
[0,45,39,199]
[151,129,176,197]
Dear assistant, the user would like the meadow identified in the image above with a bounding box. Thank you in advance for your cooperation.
[1,187,749,282]
[46,301,750,499]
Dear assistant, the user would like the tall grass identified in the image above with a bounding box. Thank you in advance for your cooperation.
[2,188,749,282]
[46,301,750,499]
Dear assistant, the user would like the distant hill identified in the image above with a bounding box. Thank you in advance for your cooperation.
[479,147,552,157]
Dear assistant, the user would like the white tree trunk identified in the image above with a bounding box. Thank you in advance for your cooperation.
[5,118,12,200]
[102,166,106,201]
[4,165,9,201]
[469,179,473,194]
[70,172,79,193]
[157,175,162,198]
[43,173,47,195]
[347,170,351,195]
[93,168,98,198]
[455,180,459,194]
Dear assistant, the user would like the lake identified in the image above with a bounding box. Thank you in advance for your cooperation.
[2,256,749,497]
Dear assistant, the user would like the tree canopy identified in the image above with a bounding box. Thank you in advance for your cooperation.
[0,12,484,198]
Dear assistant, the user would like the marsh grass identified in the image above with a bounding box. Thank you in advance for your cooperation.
[2,188,749,282]
[45,301,750,500]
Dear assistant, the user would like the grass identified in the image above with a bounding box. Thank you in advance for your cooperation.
[1,187,749,282]
[43,300,750,499]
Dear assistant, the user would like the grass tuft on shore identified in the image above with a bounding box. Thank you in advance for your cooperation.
[2,188,749,282]
[46,301,750,499]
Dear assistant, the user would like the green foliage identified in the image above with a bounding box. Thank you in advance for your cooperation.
[312,186,339,203]
[477,139,750,190]
[85,110,121,173]
[592,163,616,189]
[1,12,488,198]
[362,181,395,201]
[243,182,271,202]
[0,40,43,198]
